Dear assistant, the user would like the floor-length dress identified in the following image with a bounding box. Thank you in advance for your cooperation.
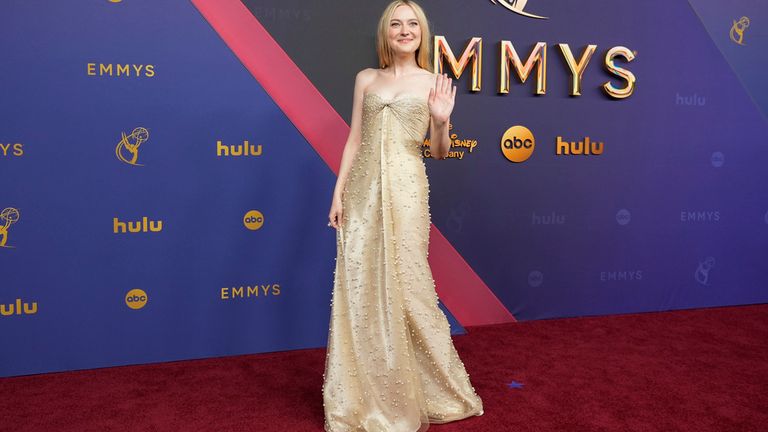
[322,92,484,432]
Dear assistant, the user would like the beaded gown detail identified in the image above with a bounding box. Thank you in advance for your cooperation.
[322,93,483,432]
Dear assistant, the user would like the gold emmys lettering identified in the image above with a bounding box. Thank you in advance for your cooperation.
[434,37,636,99]
[220,284,282,300]
[0,143,24,157]
[116,127,150,166]
[0,207,20,248]
[86,63,155,77]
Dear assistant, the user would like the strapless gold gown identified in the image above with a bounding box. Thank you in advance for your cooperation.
[322,93,484,432]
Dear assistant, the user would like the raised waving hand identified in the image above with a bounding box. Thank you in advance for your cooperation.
[428,73,457,124]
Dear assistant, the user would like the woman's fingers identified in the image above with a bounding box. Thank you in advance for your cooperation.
[328,210,342,229]
[435,74,452,98]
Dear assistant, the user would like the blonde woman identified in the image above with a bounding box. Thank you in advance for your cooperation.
[323,1,484,431]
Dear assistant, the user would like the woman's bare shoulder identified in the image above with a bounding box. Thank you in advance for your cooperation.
[419,70,439,91]
[354,68,380,92]
[420,70,439,84]
[356,68,380,81]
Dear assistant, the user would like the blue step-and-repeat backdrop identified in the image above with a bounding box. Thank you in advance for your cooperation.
[1,0,766,377]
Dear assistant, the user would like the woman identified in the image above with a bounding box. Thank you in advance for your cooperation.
[323,1,484,431]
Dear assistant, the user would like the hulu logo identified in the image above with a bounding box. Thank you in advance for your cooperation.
[216,140,262,157]
[556,136,604,155]
[113,217,163,234]
[1,299,38,316]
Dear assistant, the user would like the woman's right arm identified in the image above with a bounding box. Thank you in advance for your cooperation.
[328,68,375,229]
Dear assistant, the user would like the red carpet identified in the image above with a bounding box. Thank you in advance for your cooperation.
[2,304,767,431]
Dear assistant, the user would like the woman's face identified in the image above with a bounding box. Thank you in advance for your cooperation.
[387,5,421,56]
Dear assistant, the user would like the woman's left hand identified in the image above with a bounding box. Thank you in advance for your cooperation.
[428,73,457,125]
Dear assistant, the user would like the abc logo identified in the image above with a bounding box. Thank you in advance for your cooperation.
[125,289,148,310]
[501,125,535,163]
[528,270,543,287]
[244,210,265,230]
[616,208,631,226]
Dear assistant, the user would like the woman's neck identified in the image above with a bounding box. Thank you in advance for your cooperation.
[388,54,421,78]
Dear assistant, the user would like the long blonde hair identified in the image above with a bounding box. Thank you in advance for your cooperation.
[376,1,433,72]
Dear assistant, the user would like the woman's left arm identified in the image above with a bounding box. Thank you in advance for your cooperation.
[428,73,457,160]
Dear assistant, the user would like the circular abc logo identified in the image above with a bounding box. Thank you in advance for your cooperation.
[243,210,265,230]
[528,270,543,287]
[501,125,535,163]
[125,289,148,310]
[616,208,631,226]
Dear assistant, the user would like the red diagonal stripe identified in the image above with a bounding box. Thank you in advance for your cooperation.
[428,226,515,324]
[191,0,515,325]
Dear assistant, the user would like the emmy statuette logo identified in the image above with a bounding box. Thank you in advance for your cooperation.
[116,127,150,166]
[694,257,716,286]
[125,289,148,310]
[730,17,750,45]
[501,125,535,163]
[490,0,548,20]
[0,207,20,248]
